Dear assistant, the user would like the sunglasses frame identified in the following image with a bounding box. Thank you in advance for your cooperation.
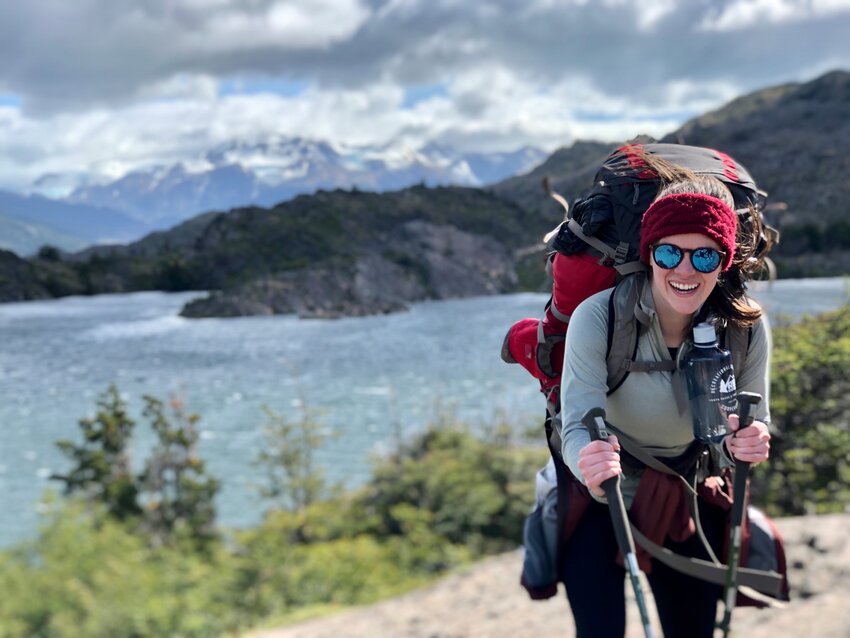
[651,243,725,274]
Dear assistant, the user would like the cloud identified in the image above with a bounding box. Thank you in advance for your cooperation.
[2,0,848,112]
[0,68,692,191]
[0,0,848,190]
[0,0,372,112]
[699,0,850,31]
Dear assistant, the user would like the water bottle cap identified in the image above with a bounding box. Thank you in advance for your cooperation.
[693,322,717,345]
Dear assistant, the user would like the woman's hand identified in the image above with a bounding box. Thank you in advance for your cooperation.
[577,435,621,498]
[724,415,771,465]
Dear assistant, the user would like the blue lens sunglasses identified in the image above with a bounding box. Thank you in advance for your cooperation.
[652,243,725,273]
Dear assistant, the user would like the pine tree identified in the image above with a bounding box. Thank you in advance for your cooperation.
[257,404,333,511]
[53,385,141,520]
[139,395,220,547]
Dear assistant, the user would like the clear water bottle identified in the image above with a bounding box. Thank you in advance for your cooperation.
[682,322,738,444]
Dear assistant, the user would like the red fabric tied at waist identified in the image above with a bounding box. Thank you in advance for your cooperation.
[627,469,696,573]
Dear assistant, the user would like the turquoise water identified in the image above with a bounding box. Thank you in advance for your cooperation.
[1,277,846,547]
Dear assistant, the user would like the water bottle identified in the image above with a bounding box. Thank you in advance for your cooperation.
[682,322,738,444]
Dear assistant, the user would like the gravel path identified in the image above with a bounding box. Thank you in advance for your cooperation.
[249,514,850,638]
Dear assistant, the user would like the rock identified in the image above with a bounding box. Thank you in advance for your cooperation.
[395,220,518,298]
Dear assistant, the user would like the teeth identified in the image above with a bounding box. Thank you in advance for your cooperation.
[671,281,698,292]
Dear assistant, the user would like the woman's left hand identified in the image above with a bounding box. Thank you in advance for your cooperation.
[724,415,771,465]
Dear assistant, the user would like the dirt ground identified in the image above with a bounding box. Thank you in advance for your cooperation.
[248,513,850,638]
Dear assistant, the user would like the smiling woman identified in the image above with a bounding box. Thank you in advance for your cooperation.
[558,154,774,637]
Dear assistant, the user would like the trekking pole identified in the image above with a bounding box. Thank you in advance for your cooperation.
[581,407,655,638]
[719,391,763,637]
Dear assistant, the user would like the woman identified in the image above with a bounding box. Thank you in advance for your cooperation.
[558,161,772,638]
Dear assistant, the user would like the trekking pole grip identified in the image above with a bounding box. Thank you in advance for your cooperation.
[731,391,763,519]
[581,407,619,493]
[580,407,627,532]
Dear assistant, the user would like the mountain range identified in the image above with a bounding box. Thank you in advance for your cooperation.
[0,140,545,256]
[1,69,848,313]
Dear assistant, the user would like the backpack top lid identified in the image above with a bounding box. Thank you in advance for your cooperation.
[598,143,759,206]
[596,143,757,192]
[549,143,767,268]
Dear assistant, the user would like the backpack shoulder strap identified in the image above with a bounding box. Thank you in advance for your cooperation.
[721,315,758,375]
[605,273,642,394]
[605,272,676,394]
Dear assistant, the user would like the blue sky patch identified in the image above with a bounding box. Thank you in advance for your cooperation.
[0,93,22,107]
[403,83,449,108]
[573,109,696,123]
[218,77,309,98]
[635,110,696,122]
[573,110,626,122]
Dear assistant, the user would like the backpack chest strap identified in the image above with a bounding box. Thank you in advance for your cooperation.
[621,359,677,373]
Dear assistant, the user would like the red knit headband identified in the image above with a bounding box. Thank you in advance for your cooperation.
[640,192,738,270]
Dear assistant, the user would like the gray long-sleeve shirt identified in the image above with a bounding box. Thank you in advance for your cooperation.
[559,282,771,506]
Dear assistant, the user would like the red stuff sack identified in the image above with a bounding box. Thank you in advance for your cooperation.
[501,253,616,402]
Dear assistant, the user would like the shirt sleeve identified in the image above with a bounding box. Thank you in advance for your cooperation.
[735,314,772,425]
[558,292,612,486]
[713,314,773,466]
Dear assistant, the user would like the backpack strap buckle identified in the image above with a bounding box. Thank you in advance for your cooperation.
[613,241,629,265]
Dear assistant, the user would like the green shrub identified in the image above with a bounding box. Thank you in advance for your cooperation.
[356,421,547,554]
[0,501,238,638]
[753,305,850,514]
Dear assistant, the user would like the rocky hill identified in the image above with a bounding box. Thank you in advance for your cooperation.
[248,513,850,638]
[490,139,619,218]
[492,71,850,277]
[7,186,542,317]
[0,249,52,303]
[665,70,850,276]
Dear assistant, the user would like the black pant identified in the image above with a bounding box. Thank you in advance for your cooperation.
[561,499,726,638]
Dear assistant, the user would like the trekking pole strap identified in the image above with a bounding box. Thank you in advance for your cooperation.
[604,422,681,477]
[629,524,785,597]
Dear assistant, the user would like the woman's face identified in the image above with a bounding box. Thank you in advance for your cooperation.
[649,232,722,320]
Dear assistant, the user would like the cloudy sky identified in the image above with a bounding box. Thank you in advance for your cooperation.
[1,0,849,193]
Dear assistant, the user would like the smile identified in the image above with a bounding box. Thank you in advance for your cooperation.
[670,281,699,292]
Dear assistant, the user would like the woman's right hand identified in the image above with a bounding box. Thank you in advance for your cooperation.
[577,435,621,498]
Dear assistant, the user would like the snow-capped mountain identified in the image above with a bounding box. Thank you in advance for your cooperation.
[62,138,546,228]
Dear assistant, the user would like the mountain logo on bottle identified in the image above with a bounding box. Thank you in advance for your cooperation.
[709,365,737,401]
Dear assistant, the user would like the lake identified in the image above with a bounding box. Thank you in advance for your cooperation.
[1,276,847,547]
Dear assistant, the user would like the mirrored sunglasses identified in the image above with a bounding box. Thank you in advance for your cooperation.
[652,243,724,273]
